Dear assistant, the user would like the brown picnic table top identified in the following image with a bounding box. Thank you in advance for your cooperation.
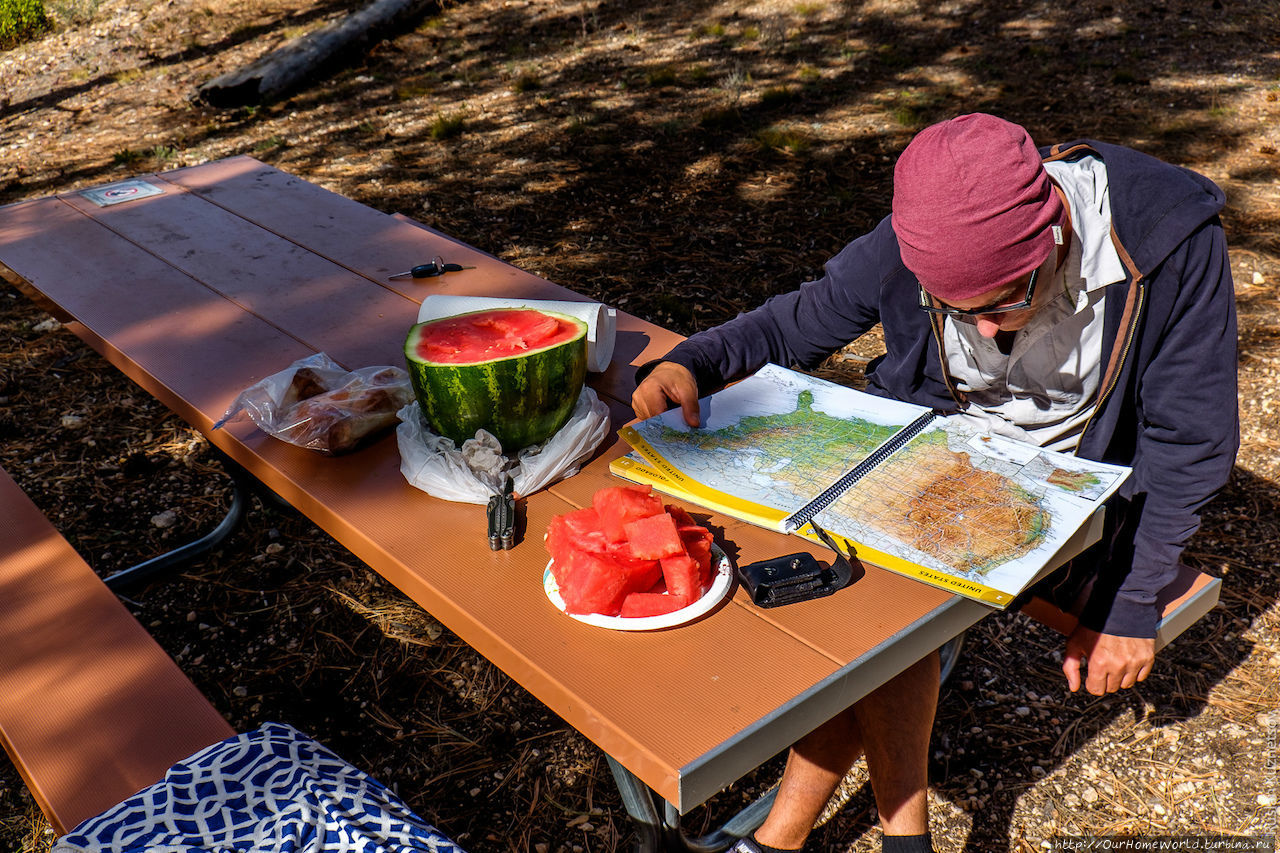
[0,156,990,814]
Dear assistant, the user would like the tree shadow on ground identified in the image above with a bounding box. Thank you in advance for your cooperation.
[3,0,1279,850]
[25,0,1259,336]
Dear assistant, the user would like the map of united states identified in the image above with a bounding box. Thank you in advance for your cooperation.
[618,363,1129,603]
[638,388,1049,577]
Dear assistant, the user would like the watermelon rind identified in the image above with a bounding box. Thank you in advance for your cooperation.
[404,308,588,450]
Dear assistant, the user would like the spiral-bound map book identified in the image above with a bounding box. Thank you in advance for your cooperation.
[611,363,1130,607]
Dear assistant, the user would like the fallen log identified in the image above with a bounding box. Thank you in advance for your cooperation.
[198,0,433,107]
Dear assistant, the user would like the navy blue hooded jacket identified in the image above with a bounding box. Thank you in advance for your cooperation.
[654,140,1239,638]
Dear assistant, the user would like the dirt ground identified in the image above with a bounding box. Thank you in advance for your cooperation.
[2,0,1280,850]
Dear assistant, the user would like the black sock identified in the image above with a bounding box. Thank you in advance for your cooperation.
[743,834,803,853]
[883,832,934,853]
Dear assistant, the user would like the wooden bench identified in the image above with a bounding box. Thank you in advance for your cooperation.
[0,465,235,835]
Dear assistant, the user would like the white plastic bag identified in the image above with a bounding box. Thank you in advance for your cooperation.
[396,386,612,504]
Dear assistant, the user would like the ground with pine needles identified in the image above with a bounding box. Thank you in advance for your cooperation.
[2,0,1280,850]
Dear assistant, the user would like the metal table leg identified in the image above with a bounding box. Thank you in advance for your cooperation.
[607,755,777,853]
[938,630,966,685]
[104,448,252,591]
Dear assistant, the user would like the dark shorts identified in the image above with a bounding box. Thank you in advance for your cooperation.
[1009,493,1142,633]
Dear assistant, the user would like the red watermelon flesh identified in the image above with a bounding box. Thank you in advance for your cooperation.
[557,546,630,616]
[593,485,664,543]
[623,512,685,560]
[620,591,692,618]
[414,309,581,364]
[545,516,573,565]
[545,529,582,587]
[680,529,712,549]
[664,505,696,527]
[560,506,609,553]
[679,526,713,581]
[546,529,660,617]
[605,542,663,591]
[678,524,713,550]
[659,554,703,600]
[546,491,718,618]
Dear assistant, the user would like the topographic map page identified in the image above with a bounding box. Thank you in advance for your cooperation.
[612,363,1132,606]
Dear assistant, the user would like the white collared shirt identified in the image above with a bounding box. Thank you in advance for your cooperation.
[943,155,1127,452]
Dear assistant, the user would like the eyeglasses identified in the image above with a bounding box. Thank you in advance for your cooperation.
[917,266,1040,317]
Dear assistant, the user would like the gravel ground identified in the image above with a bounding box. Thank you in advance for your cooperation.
[2,0,1280,850]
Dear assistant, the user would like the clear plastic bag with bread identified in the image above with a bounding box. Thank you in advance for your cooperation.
[214,353,414,455]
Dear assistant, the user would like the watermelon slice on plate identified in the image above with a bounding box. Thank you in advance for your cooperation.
[659,553,703,600]
[544,491,731,629]
[544,542,733,631]
[623,512,685,560]
[620,591,692,618]
[553,547,631,616]
[593,485,664,543]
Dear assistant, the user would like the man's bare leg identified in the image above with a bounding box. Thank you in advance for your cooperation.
[753,706,866,848]
[753,650,940,849]
[857,650,939,837]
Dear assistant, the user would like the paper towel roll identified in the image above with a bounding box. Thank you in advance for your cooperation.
[417,295,617,372]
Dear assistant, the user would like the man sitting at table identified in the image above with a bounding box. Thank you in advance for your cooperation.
[630,113,1239,852]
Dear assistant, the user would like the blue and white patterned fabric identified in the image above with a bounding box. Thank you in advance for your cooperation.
[54,722,466,853]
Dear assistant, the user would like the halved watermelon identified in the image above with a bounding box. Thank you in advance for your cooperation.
[405,308,587,449]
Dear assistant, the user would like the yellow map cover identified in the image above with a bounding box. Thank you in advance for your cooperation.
[610,364,1130,607]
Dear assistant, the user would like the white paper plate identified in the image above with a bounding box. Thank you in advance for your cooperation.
[544,544,734,631]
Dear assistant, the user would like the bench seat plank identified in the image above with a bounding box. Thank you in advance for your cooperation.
[1020,563,1220,650]
[0,467,234,834]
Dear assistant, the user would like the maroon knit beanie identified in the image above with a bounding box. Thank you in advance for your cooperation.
[891,113,1062,302]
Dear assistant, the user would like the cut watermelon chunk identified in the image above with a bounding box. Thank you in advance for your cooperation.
[624,512,685,560]
[605,541,663,591]
[560,506,609,554]
[620,591,692,618]
[557,546,630,616]
[664,504,697,527]
[593,485,664,543]
[659,554,703,600]
[678,525,714,584]
[545,516,573,565]
[547,487,721,619]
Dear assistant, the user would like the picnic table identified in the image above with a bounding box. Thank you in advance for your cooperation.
[0,157,1056,848]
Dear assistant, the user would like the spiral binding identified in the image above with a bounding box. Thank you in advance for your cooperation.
[782,409,939,533]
